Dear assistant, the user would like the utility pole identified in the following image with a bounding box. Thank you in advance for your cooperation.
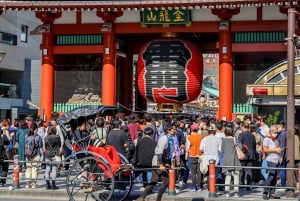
[286,7,296,198]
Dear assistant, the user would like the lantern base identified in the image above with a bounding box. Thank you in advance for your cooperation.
[157,103,182,112]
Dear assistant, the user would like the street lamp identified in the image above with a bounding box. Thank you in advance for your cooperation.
[0,51,6,63]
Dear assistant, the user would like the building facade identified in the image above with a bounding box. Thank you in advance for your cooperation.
[0,10,41,120]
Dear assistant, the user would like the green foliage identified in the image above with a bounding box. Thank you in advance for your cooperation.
[265,110,281,126]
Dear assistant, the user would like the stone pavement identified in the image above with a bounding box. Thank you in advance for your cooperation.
[0,167,299,201]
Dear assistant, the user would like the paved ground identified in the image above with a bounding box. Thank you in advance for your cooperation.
[0,167,299,201]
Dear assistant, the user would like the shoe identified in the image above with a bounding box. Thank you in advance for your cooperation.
[197,187,202,191]
[233,193,240,198]
[25,184,30,189]
[31,183,37,189]
[225,193,230,197]
[52,185,59,190]
[270,194,280,199]
[262,193,269,200]
[191,186,197,192]
[217,190,225,195]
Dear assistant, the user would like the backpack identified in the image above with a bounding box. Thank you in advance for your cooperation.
[44,135,60,158]
[93,127,107,147]
[2,129,12,151]
[24,135,39,158]
[162,134,174,164]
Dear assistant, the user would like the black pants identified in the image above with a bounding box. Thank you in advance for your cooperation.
[240,159,253,186]
[189,157,202,187]
[138,169,169,201]
[0,158,9,185]
[263,161,278,195]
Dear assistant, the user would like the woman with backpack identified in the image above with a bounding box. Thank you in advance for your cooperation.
[24,123,43,189]
[44,125,61,190]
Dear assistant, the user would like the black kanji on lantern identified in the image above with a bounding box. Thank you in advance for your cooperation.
[142,40,191,102]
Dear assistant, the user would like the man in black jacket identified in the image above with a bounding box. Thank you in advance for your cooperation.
[0,129,10,187]
[238,121,257,190]
[132,127,155,188]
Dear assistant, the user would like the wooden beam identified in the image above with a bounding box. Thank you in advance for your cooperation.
[53,45,104,54]
[52,20,287,35]
[232,43,286,52]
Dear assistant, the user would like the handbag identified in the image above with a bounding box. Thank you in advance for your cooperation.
[13,141,19,149]
[199,155,208,174]
[234,136,247,160]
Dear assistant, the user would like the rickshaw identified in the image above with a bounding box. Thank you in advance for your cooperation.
[57,105,134,201]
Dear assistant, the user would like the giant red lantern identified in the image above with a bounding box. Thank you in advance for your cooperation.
[137,38,203,104]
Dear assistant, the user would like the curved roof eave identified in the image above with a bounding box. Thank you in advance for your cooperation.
[0,0,297,12]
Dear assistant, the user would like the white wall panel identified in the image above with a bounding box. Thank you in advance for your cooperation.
[232,7,257,21]
[82,11,103,24]
[192,9,218,21]
[55,11,76,24]
[116,11,140,23]
[263,6,287,20]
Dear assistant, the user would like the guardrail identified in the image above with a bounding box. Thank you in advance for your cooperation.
[1,155,299,199]
[209,160,300,199]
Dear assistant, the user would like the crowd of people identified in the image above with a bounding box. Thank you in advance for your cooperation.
[0,112,299,201]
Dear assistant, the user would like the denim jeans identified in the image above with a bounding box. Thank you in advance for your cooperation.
[261,160,269,180]
[279,160,286,187]
[45,156,60,180]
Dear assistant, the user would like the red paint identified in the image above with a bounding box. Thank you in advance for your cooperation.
[253,88,268,95]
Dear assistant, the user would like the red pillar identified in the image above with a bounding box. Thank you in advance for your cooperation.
[36,12,61,123]
[219,23,232,121]
[97,11,122,106]
[212,8,239,122]
[102,30,116,106]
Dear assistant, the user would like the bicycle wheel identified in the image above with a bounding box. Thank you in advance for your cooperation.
[66,156,115,201]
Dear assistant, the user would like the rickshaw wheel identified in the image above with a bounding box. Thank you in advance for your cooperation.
[66,156,115,201]
[109,153,133,201]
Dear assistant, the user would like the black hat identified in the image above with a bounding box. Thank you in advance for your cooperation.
[279,120,285,126]
[128,115,135,120]
[243,115,250,121]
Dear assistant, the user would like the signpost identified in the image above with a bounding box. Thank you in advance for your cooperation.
[142,9,190,26]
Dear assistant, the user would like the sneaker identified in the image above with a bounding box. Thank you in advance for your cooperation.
[217,190,225,195]
[197,187,202,191]
[25,184,30,189]
[262,192,269,200]
[191,186,197,192]
[31,183,38,189]
[233,193,240,198]
[225,193,230,197]
[270,194,280,199]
